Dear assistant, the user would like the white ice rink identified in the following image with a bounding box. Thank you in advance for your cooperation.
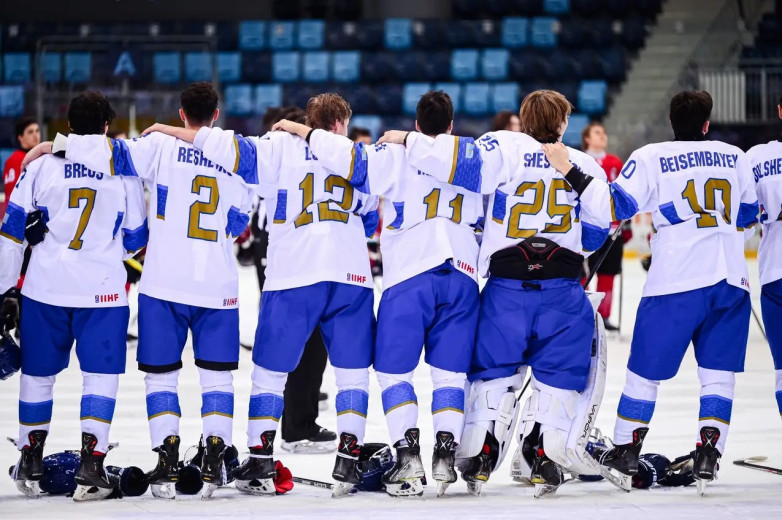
[1,258,781,519]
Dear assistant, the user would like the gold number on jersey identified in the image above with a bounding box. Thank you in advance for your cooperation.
[681,178,731,228]
[422,188,464,223]
[318,175,354,223]
[507,180,573,238]
[68,188,97,250]
[187,175,220,242]
[543,179,573,233]
[294,172,315,227]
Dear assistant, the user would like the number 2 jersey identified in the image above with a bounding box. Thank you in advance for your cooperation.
[403,130,609,278]
[0,154,147,307]
[577,140,759,297]
[747,140,782,287]
[62,132,254,309]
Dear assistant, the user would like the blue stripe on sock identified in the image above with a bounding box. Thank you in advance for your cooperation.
[146,391,181,419]
[776,391,782,416]
[336,389,369,418]
[432,387,464,414]
[699,394,733,424]
[249,393,284,422]
[19,400,53,426]
[617,394,655,424]
[202,391,234,418]
[381,382,417,415]
[80,395,116,424]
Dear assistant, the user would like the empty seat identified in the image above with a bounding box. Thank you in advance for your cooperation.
[356,20,384,50]
[272,51,300,82]
[597,46,626,82]
[255,84,283,115]
[0,85,25,116]
[64,52,91,83]
[215,22,239,51]
[530,17,557,47]
[361,52,395,82]
[562,113,589,147]
[544,0,570,14]
[298,20,325,49]
[482,49,509,80]
[413,20,448,49]
[326,21,358,49]
[242,52,271,82]
[217,52,241,83]
[571,0,600,15]
[403,82,432,115]
[578,80,607,114]
[303,51,330,82]
[269,22,295,50]
[434,82,463,113]
[422,52,451,81]
[224,84,253,115]
[491,83,520,112]
[385,18,412,50]
[153,52,181,84]
[394,52,425,82]
[347,86,378,115]
[464,83,490,115]
[509,50,542,79]
[332,51,361,82]
[41,52,62,83]
[184,52,212,82]
[375,83,403,115]
[349,115,383,141]
[239,21,266,50]
[451,49,480,81]
[283,83,320,109]
[558,18,586,47]
[448,21,481,48]
[475,20,501,47]
[3,53,30,83]
[502,17,529,48]
[551,80,579,103]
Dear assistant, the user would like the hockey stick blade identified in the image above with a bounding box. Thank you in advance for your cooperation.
[292,476,334,489]
[733,458,782,475]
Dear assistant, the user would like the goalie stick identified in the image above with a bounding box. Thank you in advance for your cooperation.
[733,456,782,475]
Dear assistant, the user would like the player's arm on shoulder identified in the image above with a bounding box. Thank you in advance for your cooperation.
[306,128,373,191]
[735,151,759,232]
[193,127,263,185]
[0,160,40,292]
[225,183,254,240]
[57,132,159,182]
[120,176,149,256]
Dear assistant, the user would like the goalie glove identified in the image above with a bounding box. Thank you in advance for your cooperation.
[0,288,21,334]
[274,460,293,494]
[658,453,695,487]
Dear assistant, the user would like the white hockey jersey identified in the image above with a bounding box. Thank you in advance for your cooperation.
[404,131,609,278]
[306,129,483,289]
[193,127,375,292]
[0,154,147,307]
[62,132,254,309]
[578,140,759,297]
[747,140,782,286]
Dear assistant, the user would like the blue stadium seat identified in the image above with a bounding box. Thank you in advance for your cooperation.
[562,113,589,147]
[464,83,490,115]
[64,52,91,84]
[242,52,271,82]
[434,82,463,113]
[385,18,412,50]
[544,0,570,14]
[395,52,424,82]
[3,53,30,83]
[587,18,617,48]
[255,84,282,115]
[326,22,358,49]
[215,22,239,51]
[375,83,403,115]
[552,81,579,103]
[184,52,212,82]
[502,17,529,48]
[0,85,24,116]
[357,21,384,50]
[0,149,15,171]
[239,21,266,50]
[41,52,62,83]
[403,83,432,115]
[153,52,181,84]
[571,0,599,15]
[491,83,520,112]
[448,21,480,48]
[272,51,300,82]
[361,52,394,82]
[558,18,585,47]
[217,52,241,83]
[509,50,542,79]
[269,22,295,50]
[346,85,378,114]
[332,51,360,83]
[224,84,253,115]
[283,83,320,109]
[298,20,325,49]
[481,49,509,80]
[451,49,480,81]
[350,115,383,140]
[412,20,447,49]
[578,80,607,114]
[303,51,330,82]
[530,17,557,47]
[475,20,501,47]
[422,52,451,81]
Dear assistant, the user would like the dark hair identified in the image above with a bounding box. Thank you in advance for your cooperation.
[14,116,37,138]
[669,91,712,140]
[68,91,115,135]
[491,110,517,132]
[348,127,371,141]
[416,91,454,136]
[180,82,219,126]
[581,122,605,150]
[519,90,572,143]
[306,93,352,130]
[106,129,126,139]
[261,106,284,132]
[278,106,306,124]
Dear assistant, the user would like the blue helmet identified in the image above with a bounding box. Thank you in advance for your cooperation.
[0,332,21,381]
[39,451,80,494]
[356,443,394,492]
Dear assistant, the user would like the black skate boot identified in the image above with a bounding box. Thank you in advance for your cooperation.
[332,432,362,497]
[593,427,648,492]
[146,435,180,500]
[73,433,114,502]
[459,432,499,496]
[199,436,227,500]
[382,428,425,497]
[693,426,721,496]
[529,444,565,498]
[12,430,47,497]
[432,431,456,497]
[233,431,277,496]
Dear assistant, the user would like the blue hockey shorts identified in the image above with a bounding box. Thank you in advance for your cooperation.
[761,278,782,370]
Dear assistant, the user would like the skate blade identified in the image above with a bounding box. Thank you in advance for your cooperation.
[150,483,176,500]
[201,482,219,500]
[696,478,712,497]
[15,479,43,498]
[466,480,482,496]
[73,484,114,502]
[532,482,559,498]
[512,476,533,486]
[599,466,632,492]
[331,481,356,498]
[435,480,452,497]
[280,440,337,454]
[235,478,276,496]
[385,478,424,497]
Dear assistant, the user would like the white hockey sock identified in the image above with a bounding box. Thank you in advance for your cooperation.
[776,370,782,417]
[18,374,56,450]
[145,370,181,449]
[697,367,734,454]
[430,366,466,445]
[80,372,119,453]
[200,368,234,446]
[247,364,286,448]
[335,367,369,445]
[377,370,417,446]
[614,369,659,445]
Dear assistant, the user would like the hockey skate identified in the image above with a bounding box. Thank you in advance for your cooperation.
[200,436,227,500]
[234,431,276,496]
[332,432,362,498]
[383,428,425,497]
[280,426,337,454]
[146,435,180,500]
[432,431,456,497]
[459,433,499,496]
[529,446,565,498]
[592,427,647,492]
[693,427,721,496]
[11,430,47,497]
[73,433,114,502]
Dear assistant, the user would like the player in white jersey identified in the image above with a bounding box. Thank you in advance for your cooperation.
[26,83,255,499]
[274,90,483,496]
[143,93,377,497]
[747,95,782,423]
[0,92,147,501]
[543,90,759,494]
[379,90,610,497]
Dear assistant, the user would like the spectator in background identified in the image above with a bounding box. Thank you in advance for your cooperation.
[3,117,40,209]
[107,129,128,140]
[491,110,521,132]
[348,126,372,145]
[582,122,629,331]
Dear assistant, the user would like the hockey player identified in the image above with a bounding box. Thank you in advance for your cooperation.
[747,95,782,424]
[378,90,610,497]
[0,92,147,501]
[272,90,483,497]
[141,93,377,497]
[542,90,759,494]
[24,82,255,499]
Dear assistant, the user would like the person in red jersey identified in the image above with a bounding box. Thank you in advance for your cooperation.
[3,117,40,205]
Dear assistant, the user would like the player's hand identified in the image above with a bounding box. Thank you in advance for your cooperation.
[0,288,21,334]
[271,119,311,139]
[377,130,409,145]
[140,123,172,136]
[21,142,53,171]
[542,142,573,174]
[24,211,47,246]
